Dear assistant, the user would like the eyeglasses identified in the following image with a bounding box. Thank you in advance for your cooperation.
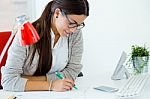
[62,12,85,30]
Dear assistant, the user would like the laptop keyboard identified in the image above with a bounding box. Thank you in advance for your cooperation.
[117,74,150,98]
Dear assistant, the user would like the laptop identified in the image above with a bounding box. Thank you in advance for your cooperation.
[111,51,130,80]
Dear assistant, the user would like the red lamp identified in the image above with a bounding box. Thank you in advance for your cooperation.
[0,15,40,63]
[16,15,40,46]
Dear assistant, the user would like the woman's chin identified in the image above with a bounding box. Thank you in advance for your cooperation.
[62,31,69,37]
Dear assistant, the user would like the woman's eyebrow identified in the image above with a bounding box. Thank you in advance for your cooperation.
[70,18,84,25]
[69,17,79,24]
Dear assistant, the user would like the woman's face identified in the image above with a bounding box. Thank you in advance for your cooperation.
[52,9,87,37]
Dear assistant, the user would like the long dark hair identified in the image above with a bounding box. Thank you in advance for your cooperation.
[30,0,89,76]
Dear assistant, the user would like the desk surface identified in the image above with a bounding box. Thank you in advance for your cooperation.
[0,73,150,99]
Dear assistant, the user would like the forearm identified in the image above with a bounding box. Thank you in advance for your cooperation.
[25,80,49,91]
[22,75,47,81]
[22,75,50,91]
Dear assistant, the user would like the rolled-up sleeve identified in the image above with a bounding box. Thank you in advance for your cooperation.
[1,34,28,91]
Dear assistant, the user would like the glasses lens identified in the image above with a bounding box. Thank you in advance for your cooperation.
[63,11,85,30]
[76,23,85,30]
[68,23,78,28]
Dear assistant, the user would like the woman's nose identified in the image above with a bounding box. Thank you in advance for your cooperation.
[69,27,77,33]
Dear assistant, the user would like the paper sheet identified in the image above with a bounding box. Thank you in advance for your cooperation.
[0,89,87,99]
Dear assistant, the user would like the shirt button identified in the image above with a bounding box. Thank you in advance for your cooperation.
[65,60,68,63]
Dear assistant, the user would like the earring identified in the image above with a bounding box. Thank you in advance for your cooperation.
[56,16,58,18]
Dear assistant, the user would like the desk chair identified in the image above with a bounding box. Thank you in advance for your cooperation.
[0,31,12,89]
[78,72,83,77]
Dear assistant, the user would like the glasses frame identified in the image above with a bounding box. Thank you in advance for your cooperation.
[62,12,85,30]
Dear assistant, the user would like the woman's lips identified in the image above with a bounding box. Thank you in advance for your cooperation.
[64,31,70,36]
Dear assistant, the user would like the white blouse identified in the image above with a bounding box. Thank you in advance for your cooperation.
[49,31,68,73]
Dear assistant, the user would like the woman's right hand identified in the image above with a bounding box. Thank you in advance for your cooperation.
[51,79,74,92]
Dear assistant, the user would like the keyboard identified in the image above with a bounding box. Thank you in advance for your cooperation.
[117,74,150,98]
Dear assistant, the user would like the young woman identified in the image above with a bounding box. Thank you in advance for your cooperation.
[1,0,89,92]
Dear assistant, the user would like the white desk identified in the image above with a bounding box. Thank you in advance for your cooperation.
[0,73,150,99]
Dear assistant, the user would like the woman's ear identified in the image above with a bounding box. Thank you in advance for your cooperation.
[54,8,61,18]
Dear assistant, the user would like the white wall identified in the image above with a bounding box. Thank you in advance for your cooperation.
[27,0,51,22]
[81,0,150,77]
[0,0,27,31]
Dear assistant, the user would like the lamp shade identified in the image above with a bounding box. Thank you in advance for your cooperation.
[0,15,39,67]
[16,15,40,46]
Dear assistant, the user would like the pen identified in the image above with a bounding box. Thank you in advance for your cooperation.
[8,95,17,99]
[55,71,78,90]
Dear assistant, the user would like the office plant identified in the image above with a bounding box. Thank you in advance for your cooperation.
[130,45,149,75]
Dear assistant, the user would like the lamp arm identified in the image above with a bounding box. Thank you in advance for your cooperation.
[0,27,17,64]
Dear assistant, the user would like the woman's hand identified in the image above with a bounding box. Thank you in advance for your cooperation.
[51,79,74,92]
